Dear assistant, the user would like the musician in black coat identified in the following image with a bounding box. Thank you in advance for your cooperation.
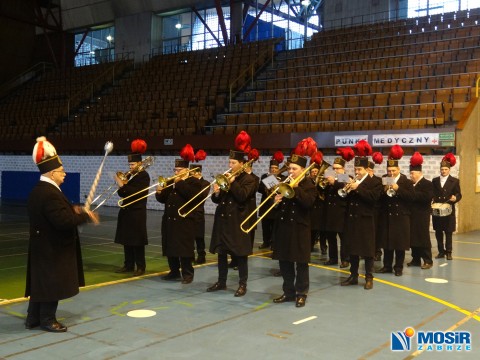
[114,150,150,276]
[367,161,383,261]
[408,155,434,269]
[189,164,210,264]
[272,154,316,307]
[156,158,202,283]
[432,154,462,260]
[207,151,257,297]
[26,137,98,332]
[377,159,414,276]
[341,157,382,289]
[257,159,283,249]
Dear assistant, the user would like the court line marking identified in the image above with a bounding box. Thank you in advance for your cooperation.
[253,254,480,323]
[293,316,317,325]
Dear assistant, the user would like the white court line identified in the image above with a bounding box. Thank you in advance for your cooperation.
[439,263,449,267]
[292,316,317,325]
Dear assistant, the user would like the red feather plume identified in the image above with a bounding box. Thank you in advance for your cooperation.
[336,147,355,161]
[248,148,260,161]
[410,152,423,166]
[180,144,195,162]
[389,145,404,160]
[354,140,373,157]
[131,139,147,154]
[293,137,318,157]
[272,150,284,163]
[442,153,456,167]
[372,152,383,165]
[194,150,207,162]
[310,150,324,165]
[235,131,251,152]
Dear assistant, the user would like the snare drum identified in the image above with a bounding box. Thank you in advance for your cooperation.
[431,203,452,217]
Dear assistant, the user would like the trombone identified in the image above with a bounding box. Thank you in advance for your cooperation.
[240,161,318,234]
[117,167,200,208]
[178,158,255,218]
[91,156,154,211]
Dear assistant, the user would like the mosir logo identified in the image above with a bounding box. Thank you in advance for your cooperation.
[391,327,471,352]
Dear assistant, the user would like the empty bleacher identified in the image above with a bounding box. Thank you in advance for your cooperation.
[216,10,480,134]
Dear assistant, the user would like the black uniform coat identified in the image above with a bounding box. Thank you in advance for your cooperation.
[272,177,316,263]
[310,178,326,232]
[156,176,202,257]
[344,175,383,257]
[378,173,414,251]
[115,170,150,246]
[431,175,462,232]
[323,179,349,233]
[189,177,210,238]
[410,177,434,248]
[209,172,257,256]
[25,181,90,302]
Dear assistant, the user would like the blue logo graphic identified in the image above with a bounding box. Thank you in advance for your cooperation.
[391,330,411,351]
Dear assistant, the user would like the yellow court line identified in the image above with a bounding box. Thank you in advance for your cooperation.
[307,260,480,323]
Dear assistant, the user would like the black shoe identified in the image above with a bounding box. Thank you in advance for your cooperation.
[341,275,358,286]
[324,259,338,265]
[234,283,247,297]
[394,270,403,276]
[133,268,145,276]
[435,252,445,259]
[181,277,193,284]
[41,321,67,333]
[295,296,307,308]
[195,255,206,264]
[259,243,271,249]
[364,278,373,290]
[407,261,421,267]
[446,252,453,260]
[115,266,134,273]
[339,261,350,268]
[207,282,227,292]
[376,267,393,273]
[25,319,40,329]
[273,294,296,303]
[421,263,433,269]
[161,272,181,281]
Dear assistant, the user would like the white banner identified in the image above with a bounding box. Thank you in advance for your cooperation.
[334,135,368,146]
[372,133,440,147]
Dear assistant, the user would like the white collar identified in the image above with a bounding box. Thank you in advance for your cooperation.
[40,175,61,192]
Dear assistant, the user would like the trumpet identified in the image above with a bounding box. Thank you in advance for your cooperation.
[91,156,154,211]
[338,178,357,198]
[117,167,200,208]
[386,185,396,197]
[178,158,256,218]
[240,161,318,234]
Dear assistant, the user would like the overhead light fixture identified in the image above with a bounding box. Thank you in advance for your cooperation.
[301,0,311,6]
[106,35,113,42]
[175,23,182,29]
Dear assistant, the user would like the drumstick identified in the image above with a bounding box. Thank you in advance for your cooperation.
[84,141,114,210]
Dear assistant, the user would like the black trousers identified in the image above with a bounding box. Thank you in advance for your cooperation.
[124,245,146,269]
[349,255,374,279]
[279,260,309,297]
[27,300,58,325]
[411,246,433,265]
[167,256,194,280]
[261,218,274,247]
[435,230,453,253]
[195,236,206,256]
[218,253,248,284]
[326,231,348,262]
[383,249,405,271]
